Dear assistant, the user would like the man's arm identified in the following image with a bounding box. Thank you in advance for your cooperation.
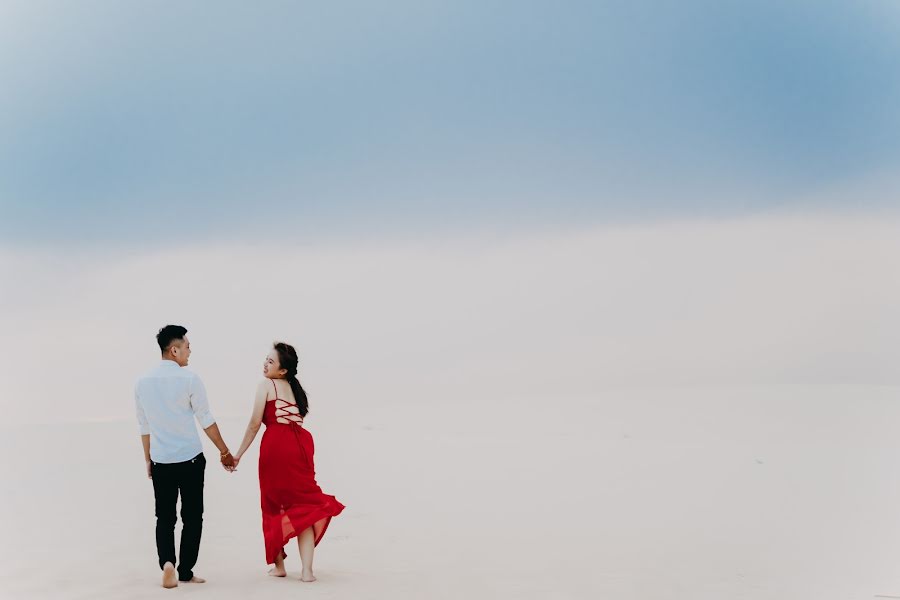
[136,385,152,479]
[203,422,231,457]
[142,434,151,479]
[190,375,234,469]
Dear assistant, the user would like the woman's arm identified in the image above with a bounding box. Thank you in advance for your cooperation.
[233,380,270,464]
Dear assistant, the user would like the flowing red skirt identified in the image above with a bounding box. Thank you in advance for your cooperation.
[258,422,344,564]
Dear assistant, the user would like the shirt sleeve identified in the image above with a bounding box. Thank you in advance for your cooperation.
[135,383,150,435]
[190,374,216,429]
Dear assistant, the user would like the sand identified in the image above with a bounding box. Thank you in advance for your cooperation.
[2,385,900,599]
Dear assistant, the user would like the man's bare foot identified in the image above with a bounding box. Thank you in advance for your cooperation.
[184,576,206,583]
[162,562,178,588]
[300,572,316,583]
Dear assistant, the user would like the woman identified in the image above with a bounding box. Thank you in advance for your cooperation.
[233,342,345,582]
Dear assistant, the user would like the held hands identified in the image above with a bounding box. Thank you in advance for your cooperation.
[220,450,238,473]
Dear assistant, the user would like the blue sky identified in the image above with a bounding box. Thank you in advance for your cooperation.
[1,1,899,246]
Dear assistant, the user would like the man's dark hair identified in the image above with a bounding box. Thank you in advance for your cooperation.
[157,325,188,354]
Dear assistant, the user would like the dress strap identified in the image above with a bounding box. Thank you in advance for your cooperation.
[271,378,278,399]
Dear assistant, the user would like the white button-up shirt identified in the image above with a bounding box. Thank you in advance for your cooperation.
[135,360,216,464]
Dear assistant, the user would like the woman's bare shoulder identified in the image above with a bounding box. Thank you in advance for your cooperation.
[256,378,274,397]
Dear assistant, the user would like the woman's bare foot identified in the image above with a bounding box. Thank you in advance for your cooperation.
[185,576,206,583]
[162,562,178,589]
[269,551,287,577]
[297,527,315,582]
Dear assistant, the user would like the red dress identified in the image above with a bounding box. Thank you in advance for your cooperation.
[258,380,344,564]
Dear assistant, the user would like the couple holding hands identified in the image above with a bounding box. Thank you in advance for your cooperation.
[135,325,344,588]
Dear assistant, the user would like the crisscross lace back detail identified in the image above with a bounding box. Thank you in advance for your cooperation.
[271,380,304,426]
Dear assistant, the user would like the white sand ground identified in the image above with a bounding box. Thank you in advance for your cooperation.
[3,385,900,599]
[0,215,898,598]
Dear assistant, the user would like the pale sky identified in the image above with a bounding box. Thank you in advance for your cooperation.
[2,1,899,246]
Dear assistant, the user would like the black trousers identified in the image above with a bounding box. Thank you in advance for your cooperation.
[150,452,206,581]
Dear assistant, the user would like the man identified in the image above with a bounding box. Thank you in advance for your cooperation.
[135,325,235,589]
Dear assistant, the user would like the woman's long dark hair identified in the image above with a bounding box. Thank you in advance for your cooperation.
[274,342,309,417]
